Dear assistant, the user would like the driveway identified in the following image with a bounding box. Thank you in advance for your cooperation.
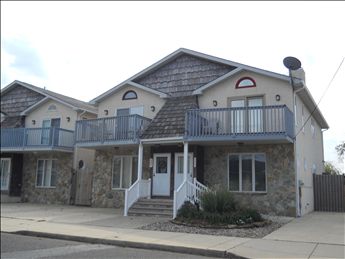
[264,212,345,245]
[0,203,168,229]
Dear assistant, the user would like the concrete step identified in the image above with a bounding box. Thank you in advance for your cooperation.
[131,204,173,212]
[128,198,173,217]
[128,208,172,217]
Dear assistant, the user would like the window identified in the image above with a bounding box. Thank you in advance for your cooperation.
[228,154,266,192]
[122,90,137,100]
[304,158,308,172]
[36,159,57,187]
[112,156,138,189]
[48,104,57,111]
[1,158,11,191]
[235,77,256,89]
[311,118,315,138]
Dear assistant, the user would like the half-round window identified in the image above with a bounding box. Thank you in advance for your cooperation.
[122,90,137,100]
[48,104,57,111]
[236,77,256,89]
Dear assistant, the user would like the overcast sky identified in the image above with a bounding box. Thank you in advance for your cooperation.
[1,1,344,171]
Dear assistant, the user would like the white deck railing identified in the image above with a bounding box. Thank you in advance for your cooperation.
[124,178,151,216]
[173,178,208,219]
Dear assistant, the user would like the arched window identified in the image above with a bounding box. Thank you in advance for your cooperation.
[236,77,256,89]
[48,104,57,111]
[122,90,137,100]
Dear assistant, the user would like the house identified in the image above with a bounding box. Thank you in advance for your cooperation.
[74,48,328,217]
[1,80,97,204]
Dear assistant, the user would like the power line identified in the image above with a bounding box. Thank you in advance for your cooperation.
[294,57,345,139]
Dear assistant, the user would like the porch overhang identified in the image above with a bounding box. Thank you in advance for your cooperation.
[185,134,294,144]
[140,137,184,145]
[75,140,139,149]
[0,146,74,153]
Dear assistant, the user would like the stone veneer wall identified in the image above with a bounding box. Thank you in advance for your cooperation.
[22,152,73,204]
[92,146,151,208]
[204,144,296,217]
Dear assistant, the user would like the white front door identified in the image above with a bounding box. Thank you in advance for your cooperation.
[174,153,193,190]
[1,158,11,191]
[152,153,171,196]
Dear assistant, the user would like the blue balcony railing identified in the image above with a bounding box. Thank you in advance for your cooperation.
[185,105,294,142]
[0,127,74,151]
[75,114,151,146]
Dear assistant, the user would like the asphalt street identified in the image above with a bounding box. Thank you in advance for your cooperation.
[1,233,218,259]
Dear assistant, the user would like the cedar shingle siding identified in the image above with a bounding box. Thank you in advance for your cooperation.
[135,54,235,97]
[1,85,45,116]
[142,96,198,138]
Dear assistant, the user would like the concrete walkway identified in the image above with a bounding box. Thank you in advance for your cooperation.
[1,203,344,258]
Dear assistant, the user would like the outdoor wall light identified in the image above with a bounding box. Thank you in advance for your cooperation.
[104,109,109,115]
[66,117,71,122]
[150,106,155,112]
[275,94,281,101]
[213,100,218,107]
[32,120,36,125]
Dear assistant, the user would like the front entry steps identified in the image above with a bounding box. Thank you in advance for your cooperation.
[127,198,173,217]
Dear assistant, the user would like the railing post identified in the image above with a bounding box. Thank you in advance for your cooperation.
[183,142,189,182]
[23,128,27,148]
[124,189,128,216]
[138,142,143,181]
[101,118,105,143]
[173,191,177,219]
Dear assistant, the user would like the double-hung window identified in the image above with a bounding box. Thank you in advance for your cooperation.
[228,153,266,192]
[112,156,138,189]
[36,159,57,187]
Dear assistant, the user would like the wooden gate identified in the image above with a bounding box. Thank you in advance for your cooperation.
[71,168,93,206]
[313,174,345,212]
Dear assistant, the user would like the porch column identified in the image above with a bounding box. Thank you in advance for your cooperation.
[137,142,143,180]
[183,141,189,182]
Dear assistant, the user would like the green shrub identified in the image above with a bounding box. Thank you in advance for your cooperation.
[200,188,237,214]
[177,201,202,219]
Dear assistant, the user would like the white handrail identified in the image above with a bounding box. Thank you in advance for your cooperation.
[124,178,152,216]
[173,181,187,219]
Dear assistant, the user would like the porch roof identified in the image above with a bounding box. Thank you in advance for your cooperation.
[141,96,198,139]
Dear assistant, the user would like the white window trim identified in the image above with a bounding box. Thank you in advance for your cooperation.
[111,155,138,190]
[35,159,57,188]
[311,118,316,139]
[174,153,193,175]
[227,153,267,193]
[1,158,11,191]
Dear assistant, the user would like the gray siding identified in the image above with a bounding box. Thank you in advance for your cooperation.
[1,84,45,116]
[141,96,198,138]
[135,54,235,97]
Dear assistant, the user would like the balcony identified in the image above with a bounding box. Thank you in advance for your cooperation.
[185,105,294,143]
[75,115,151,148]
[0,127,74,152]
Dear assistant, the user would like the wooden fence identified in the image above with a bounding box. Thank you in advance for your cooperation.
[313,174,345,212]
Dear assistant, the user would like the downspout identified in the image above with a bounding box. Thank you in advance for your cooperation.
[291,74,305,218]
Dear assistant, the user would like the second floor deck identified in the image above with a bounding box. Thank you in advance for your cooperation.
[185,105,294,143]
[1,127,74,152]
[75,114,151,147]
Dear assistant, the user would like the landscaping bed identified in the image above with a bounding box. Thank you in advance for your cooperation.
[139,188,293,238]
[139,215,292,238]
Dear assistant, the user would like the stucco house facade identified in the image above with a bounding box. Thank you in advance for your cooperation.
[74,48,328,217]
[1,49,328,218]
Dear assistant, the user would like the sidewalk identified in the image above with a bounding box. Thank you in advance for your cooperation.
[1,203,344,258]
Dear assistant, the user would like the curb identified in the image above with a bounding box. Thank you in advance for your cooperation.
[8,230,248,259]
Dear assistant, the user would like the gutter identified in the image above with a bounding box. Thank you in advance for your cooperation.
[140,137,184,144]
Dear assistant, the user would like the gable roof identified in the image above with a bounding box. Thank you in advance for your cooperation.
[1,80,98,115]
[91,48,291,103]
[141,96,199,139]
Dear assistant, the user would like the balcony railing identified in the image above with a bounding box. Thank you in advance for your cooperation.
[185,105,294,142]
[75,114,151,146]
[1,127,74,152]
